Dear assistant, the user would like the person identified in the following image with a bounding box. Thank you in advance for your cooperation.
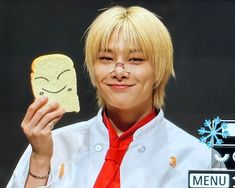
[7,5,221,188]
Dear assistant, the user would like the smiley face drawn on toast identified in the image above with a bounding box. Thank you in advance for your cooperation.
[31,54,80,112]
[34,69,71,95]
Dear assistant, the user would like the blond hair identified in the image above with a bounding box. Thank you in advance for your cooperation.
[85,6,175,109]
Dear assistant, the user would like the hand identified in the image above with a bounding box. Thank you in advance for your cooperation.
[21,96,65,162]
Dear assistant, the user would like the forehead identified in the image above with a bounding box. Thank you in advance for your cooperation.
[99,30,143,53]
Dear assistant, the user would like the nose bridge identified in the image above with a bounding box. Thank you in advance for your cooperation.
[114,62,125,75]
[108,49,130,79]
[113,54,125,71]
[116,61,125,67]
[116,55,125,64]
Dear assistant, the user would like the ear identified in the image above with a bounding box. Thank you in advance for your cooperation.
[153,81,159,89]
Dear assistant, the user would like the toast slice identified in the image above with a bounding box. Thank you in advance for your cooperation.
[31,54,80,112]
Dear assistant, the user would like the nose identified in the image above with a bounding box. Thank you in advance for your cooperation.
[111,62,130,81]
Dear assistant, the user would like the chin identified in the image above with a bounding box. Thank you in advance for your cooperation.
[106,100,137,111]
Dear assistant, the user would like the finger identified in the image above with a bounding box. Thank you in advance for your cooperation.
[48,121,55,130]
[44,115,63,132]
[22,97,48,126]
[28,101,60,129]
[34,109,65,131]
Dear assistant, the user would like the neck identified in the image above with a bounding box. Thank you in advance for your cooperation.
[105,103,154,135]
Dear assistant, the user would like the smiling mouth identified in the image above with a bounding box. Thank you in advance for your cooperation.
[107,84,135,89]
[42,85,67,94]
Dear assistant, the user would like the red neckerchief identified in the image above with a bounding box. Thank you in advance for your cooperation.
[93,109,157,188]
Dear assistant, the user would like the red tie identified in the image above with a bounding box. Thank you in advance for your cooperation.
[93,110,157,188]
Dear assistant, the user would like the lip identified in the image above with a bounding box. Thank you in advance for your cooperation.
[107,83,135,89]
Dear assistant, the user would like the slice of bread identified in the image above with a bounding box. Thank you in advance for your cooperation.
[31,54,80,112]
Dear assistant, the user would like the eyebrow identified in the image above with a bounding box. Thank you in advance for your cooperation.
[99,49,113,53]
[34,76,49,81]
[57,69,71,80]
[99,49,142,53]
[129,49,142,53]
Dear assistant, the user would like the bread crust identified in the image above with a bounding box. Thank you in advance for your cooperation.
[31,54,80,112]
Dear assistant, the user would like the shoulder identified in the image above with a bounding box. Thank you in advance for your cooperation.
[164,118,201,147]
[163,118,212,168]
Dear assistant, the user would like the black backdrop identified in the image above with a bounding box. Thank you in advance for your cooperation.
[1,0,235,187]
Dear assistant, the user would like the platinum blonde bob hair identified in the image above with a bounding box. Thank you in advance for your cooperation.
[85,6,175,109]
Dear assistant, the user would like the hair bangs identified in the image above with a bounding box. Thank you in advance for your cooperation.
[119,19,151,61]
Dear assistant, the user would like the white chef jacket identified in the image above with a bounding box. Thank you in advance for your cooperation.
[7,109,221,188]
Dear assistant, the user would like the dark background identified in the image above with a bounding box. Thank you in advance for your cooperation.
[1,0,235,187]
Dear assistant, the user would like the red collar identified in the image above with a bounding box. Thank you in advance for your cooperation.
[103,109,158,144]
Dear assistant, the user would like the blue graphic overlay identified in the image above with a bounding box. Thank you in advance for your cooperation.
[198,117,229,148]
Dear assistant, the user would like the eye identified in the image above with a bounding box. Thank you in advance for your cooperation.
[39,92,44,95]
[214,153,230,162]
[128,58,144,62]
[68,88,72,92]
[98,56,113,61]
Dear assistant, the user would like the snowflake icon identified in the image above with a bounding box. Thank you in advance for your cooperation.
[198,117,230,148]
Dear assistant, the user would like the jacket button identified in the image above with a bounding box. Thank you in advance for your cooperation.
[94,144,103,152]
[138,145,146,153]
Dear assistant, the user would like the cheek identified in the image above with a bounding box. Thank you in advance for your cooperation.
[93,64,107,86]
[94,67,101,82]
[134,67,155,84]
[94,63,109,80]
